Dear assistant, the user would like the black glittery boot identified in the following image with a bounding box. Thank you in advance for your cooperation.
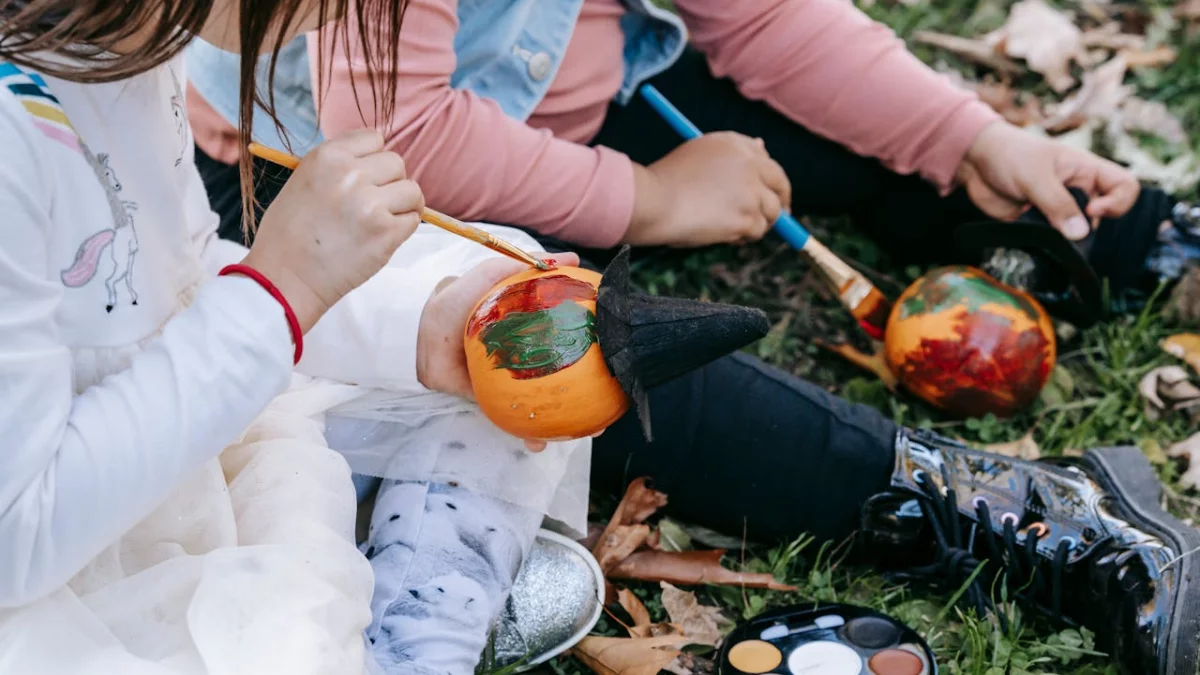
[860,429,1200,675]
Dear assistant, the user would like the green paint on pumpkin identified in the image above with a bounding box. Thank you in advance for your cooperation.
[478,300,596,379]
[900,266,1037,320]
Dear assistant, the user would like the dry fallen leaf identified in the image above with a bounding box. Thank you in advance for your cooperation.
[982,431,1041,460]
[1105,124,1200,193]
[1136,365,1200,421]
[1162,334,1200,376]
[991,0,1086,92]
[592,478,668,574]
[971,80,1045,126]
[618,588,651,629]
[1122,46,1177,68]
[1168,267,1200,326]
[571,635,692,675]
[814,339,899,390]
[660,582,733,647]
[913,31,1022,74]
[1168,432,1200,491]
[1176,0,1200,21]
[1081,22,1145,51]
[1118,97,1187,145]
[596,525,652,574]
[1042,55,1130,132]
[610,549,798,592]
[664,652,715,675]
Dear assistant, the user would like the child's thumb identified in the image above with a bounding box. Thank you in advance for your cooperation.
[1028,178,1090,240]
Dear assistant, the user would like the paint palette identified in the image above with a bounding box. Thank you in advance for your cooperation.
[718,603,935,675]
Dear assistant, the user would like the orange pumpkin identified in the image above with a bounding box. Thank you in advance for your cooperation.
[464,266,631,441]
[884,266,1056,418]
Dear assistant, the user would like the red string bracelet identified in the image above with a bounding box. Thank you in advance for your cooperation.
[218,264,304,365]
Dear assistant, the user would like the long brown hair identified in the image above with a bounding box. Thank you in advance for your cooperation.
[0,0,406,235]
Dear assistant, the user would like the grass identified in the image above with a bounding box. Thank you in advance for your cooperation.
[541,1,1200,674]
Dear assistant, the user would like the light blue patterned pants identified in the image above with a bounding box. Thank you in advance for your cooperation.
[354,476,542,675]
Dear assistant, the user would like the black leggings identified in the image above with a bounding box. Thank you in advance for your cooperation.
[592,49,1172,296]
[192,49,1170,545]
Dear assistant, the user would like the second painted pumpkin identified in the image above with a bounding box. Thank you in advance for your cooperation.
[884,266,1056,418]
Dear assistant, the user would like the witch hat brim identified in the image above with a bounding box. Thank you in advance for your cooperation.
[594,246,770,440]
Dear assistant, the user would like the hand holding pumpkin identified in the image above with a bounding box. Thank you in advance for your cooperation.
[416,252,582,452]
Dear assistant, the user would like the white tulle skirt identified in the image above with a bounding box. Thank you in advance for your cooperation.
[0,224,590,675]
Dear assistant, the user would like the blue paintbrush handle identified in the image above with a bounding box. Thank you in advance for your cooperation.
[638,84,811,249]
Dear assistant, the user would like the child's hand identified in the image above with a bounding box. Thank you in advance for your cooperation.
[416,252,582,452]
[242,130,424,333]
[626,132,791,247]
[955,122,1140,240]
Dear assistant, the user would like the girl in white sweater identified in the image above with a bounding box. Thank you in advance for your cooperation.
[0,1,588,673]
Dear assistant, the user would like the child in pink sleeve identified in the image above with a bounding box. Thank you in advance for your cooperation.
[192,0,1192,308]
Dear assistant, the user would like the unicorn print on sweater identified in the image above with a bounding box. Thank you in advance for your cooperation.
[0,61,142,313]
[60,146,141,313]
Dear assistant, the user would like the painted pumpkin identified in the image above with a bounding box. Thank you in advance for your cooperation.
[464,266,631,441]
[884,266,1056,418]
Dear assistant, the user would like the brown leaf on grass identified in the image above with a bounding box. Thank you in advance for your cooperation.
[1119,97,1187,145]
[1168,267,1200,326]
[814,339,898,390]
[1122,46,1177,68]
[618,588,651,629]
[982,431,1041,460]
[596,525,652,574]
[665,652,716,675]
[990,0,1087,92]
[660,582,733,647]
[1137,365,1200,421]
[1168,432,1200,491]
[1081,23,1145,51]
[610,549,799,592]
[592,478,668,573]
[1105,125,1200,192]
[912,31,1022,74]
[971,80,1045,127]
[1042,55,1130,132]
[1162,334,1200,377]
[570,635,692,675]
[1175,0,1200,21]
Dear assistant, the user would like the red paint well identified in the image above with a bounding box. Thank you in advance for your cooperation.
[868,649,925,675]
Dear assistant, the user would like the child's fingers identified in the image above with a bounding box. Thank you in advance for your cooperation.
[378,179,425,216]
[758,158,791,211]
[328,128,386,157]
[359,151,408,185]
[1081,165,1139,220]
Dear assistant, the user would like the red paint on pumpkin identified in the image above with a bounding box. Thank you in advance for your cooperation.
[897,309,1053,417]
[465,275,596,338]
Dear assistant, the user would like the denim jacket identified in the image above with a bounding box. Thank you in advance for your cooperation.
[186,0,686,157]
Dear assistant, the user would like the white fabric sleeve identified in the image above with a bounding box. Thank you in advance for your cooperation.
[0,107,294,608]
[184,158,440,395]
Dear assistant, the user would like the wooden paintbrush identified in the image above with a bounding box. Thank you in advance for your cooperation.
[247,143,553,272]
[638,85,893,340]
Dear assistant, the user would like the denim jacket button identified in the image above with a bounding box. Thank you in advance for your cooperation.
[528,52,553,81]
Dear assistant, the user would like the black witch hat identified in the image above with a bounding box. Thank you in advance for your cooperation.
[594,246,770,441]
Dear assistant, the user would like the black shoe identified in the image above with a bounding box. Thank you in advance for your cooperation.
[860,429,1200,675]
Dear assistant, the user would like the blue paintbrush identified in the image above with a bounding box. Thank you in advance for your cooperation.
[639,84,892,339]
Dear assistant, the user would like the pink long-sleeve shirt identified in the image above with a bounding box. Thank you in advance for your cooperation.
[191,0,1000,247]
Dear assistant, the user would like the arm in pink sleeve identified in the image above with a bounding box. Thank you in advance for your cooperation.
[675,0,1000,190]
[310,0,634,248]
